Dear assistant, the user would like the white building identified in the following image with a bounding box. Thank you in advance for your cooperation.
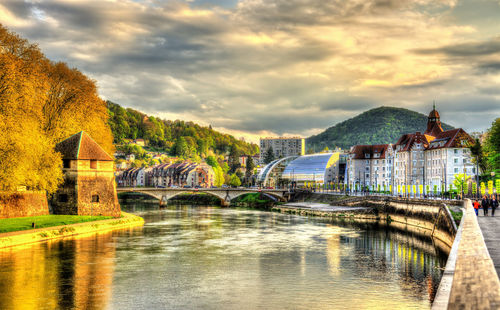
[346,106,476,195]
[346,144,394,190]
[260,137,305,163]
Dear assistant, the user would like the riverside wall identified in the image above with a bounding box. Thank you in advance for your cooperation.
[0,191,49,219]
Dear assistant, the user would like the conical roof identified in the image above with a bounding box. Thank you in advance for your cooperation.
[55,131,113,161]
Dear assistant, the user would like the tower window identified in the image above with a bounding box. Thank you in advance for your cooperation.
[91,195,100,203]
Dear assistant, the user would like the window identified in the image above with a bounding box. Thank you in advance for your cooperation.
[90,160,97,169]
[63,159,71,169]
[454,168,459,173]
[91,195,100,203]
[58,194,68,203]
[454,158,458,164]
[454,149,458,154]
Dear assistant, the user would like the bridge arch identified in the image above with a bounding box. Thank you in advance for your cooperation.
[228,191,285,202]
[163,190,227,202]
[117,190,162,201]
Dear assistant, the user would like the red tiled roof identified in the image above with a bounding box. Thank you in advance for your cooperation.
[55,131,113,161]
[394,131,431,151]
[350,144,390,159]
[427,128,475,149]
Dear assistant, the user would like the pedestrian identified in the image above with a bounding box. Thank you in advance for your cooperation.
[492,196,499,217]
[482,195,489,216]
[473,200,480,216]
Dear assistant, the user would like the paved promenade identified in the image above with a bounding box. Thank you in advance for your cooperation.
[477,212,500,277]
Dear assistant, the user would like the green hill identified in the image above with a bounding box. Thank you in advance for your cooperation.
[307,106,454,150]
[107,101,259,158]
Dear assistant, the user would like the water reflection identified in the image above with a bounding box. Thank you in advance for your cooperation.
[0,204,447,309]
[0,232,120,310]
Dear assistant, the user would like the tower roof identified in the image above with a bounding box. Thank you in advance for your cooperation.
[428,108,440,118]
[55,131,113,161]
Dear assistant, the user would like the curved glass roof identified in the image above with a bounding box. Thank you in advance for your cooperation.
[257,156,298,184]
[281,153,339,183]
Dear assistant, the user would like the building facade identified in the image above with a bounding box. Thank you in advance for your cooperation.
[259,137,305,163]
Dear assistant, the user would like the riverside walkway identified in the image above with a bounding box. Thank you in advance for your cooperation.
[477,214,500,277]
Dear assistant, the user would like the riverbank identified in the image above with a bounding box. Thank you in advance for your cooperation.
[276,196,458,255]
[0,212,144,249]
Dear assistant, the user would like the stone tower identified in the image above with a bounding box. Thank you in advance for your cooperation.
[51,131,121,217]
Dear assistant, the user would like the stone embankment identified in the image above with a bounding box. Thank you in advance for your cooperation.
[279,195,458,251]
[0,212,144,249]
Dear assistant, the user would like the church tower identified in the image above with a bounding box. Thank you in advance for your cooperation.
[425,103,444,137]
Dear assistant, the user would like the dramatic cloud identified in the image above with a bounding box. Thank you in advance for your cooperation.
[1,0,499,141]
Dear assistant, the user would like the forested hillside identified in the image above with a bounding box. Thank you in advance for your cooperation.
[307,107,454,150]
[0,24,114,193]
[107,102,259,158]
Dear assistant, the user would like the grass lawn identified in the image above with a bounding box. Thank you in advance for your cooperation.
[0,215,112,233]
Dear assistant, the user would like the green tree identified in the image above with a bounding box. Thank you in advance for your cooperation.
[485,118,500,176]
[453,173,470,195]
[229,174,241,187]
[245,155,255,184]
[228,146,241,173]
[470,138,487,176]
[264,147,275,164]
[175,137,189,157]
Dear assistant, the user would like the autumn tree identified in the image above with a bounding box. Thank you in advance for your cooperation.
[0,24,114,193]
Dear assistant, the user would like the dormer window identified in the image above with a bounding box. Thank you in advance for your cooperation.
[365,153,370,158]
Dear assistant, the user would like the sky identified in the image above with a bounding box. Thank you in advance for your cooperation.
[1,0,499,143]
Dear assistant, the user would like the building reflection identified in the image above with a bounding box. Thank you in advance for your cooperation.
[324,221,447,303]
[0,232,117,310]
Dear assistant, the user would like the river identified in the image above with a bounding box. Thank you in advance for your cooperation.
[0,203,447,309]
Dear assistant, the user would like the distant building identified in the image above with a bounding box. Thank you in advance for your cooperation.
[132,139,145,147]
[346,144,394,189]
[259,137,305,163]
[394,107,476,192]
[117,162,215,188]
[345,106,476,194]
[52,131,121,217]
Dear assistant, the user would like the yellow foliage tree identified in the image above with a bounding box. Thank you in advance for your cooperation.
[0,24,114,193]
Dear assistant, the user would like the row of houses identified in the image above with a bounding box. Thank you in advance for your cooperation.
[116,162,215,188]
[345,106,476,191]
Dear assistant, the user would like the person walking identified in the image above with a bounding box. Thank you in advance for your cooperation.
[492,196,499,217]
[482,195,489,216]
[473,200,480,216]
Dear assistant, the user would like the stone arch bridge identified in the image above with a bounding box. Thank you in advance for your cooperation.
[116,187,289,206]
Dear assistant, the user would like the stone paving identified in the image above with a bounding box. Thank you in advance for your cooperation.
[477,210,500,279]
[447,201,500,309]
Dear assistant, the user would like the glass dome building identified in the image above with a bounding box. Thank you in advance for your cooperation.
[281,153,341,185]
[257,156,298,187]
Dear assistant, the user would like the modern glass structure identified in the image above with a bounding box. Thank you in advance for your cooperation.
[281,153,340,185]
[257,156,298,187]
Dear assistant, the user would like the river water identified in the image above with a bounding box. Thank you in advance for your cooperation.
[0,203,447,309]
